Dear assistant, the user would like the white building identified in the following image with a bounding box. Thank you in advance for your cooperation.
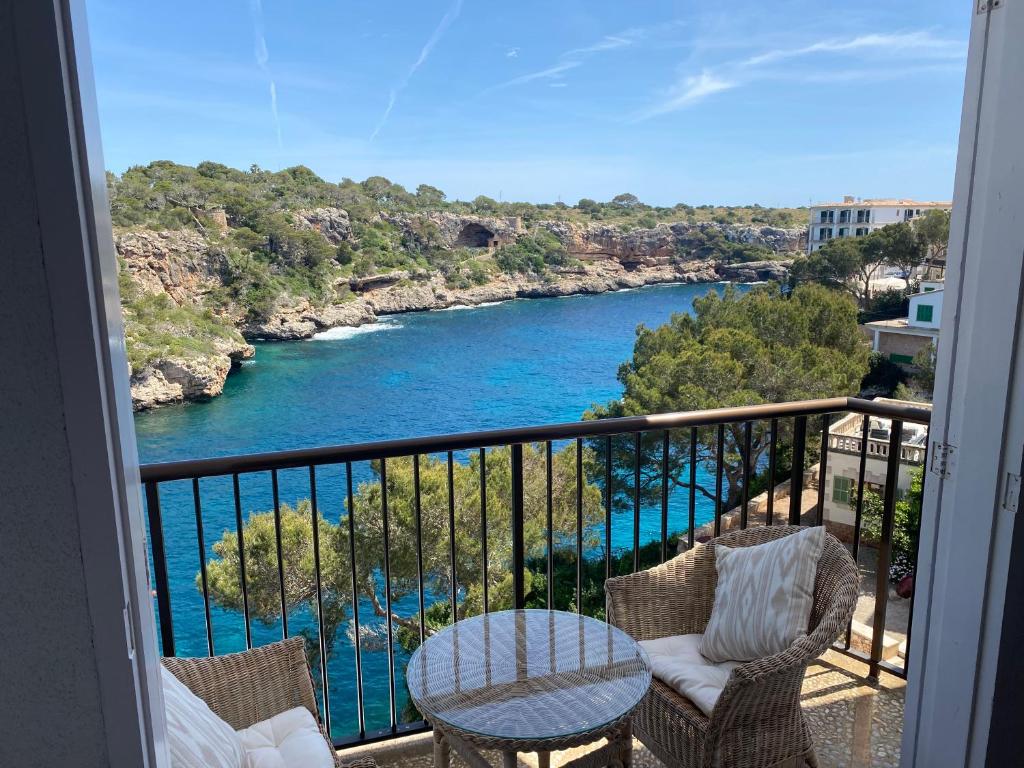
[863,282,943,366]
[807,197,952,253]
[820,399,933,540]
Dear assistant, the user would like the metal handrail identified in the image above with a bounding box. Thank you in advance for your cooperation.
[139,396,930,482]
[140,394,932,745]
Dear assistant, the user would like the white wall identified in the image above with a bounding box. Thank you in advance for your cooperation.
[908,291,943,329]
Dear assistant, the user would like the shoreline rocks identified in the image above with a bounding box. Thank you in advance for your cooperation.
[121,217,799,410]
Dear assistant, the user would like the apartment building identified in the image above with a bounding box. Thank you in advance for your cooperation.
[807,197,952,253]
[820,399,933,540]
[863,281,942,366]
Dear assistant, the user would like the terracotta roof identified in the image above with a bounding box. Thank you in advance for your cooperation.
[811,199,951,209]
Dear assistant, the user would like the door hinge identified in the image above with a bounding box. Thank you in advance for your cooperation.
[978,0,1003,14]
[1003,473,1021,513]
[930,441,956,479]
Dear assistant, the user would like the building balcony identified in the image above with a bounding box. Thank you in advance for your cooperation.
[142,396,929,767]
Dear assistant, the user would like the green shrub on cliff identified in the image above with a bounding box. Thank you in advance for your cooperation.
[122,292,244,374]
[494,231,572,275]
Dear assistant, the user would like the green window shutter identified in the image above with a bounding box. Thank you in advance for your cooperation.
[916,304,934,322]
[890,353,915,364]
[924,287,935,292]
[833,476,853,504]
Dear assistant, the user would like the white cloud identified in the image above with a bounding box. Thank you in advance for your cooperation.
[487,61,581,91]
[636,28,965,121]
[506,47,520,58]
[248,0,282,149]
[637,71,735,119]
[371,0,464,141]
[484,21,683,93]
[742,30,965,68]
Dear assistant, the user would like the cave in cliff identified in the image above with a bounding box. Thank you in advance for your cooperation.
[455,222,497,248]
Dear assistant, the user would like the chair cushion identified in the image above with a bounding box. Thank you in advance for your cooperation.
[638,634,739,716]
[237,707,335,768]
[161,666,245,768]
[701,526,825,662]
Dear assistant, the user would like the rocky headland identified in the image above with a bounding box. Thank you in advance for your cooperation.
[121,213,801,410]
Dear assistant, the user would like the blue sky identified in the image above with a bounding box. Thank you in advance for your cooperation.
[86,1,970,207]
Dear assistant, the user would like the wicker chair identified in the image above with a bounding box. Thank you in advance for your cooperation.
[162,636,375,768]
[605,525,859,768]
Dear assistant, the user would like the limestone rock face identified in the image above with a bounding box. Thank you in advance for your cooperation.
[539,221,803,265]
[130,340,253,411]
[384,212,523,249]
[293,207,352,244]
[116,229,227,305]
[241,297,375,340]
[715,260,793,282]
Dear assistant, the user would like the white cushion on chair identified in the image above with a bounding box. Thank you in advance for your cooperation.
[161,666,245,768]
[701,526,825,662]
[237,706,335,768]
[638,634,739,716]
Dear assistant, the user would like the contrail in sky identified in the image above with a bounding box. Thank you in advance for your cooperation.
[249,0,282,149]
[371,0,464,141]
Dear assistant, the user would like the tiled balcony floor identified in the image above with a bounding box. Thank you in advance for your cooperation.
[339,650,905,768]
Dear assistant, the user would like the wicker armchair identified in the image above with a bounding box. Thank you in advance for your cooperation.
[162,636,375,768]
[606,525,859,768]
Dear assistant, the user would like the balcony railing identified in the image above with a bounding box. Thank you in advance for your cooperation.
[140,396,931,750]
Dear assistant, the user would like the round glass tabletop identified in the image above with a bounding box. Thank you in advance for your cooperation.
[407,609,651,741]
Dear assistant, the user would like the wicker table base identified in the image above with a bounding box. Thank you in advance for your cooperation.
[432,719,634,768]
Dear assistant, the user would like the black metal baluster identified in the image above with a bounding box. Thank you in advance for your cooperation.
[271,469,287,638]
[789,416,808,525]
[575,438,583,613]
[816,415,832,526]
[767,419,778,526]
[605,435,613,581]
[633,432,642,572]
[511,444,526,609]
[145,481,174,657]
[869,420,903,680]
[232,474,252,649]
[901,433,928,677]
[661,430,669,562]
[479,449,488,614]
[308,466,330,735]
[688,428,697,550]
[741,421,752,530]
[192,478,214,656]
[380,459,397,730]
[414,455,426,640]
[714,425,724,537]
[546,441,554,608]
[846,415,870,650]
[447,451,457,618]
[345,463,365,739]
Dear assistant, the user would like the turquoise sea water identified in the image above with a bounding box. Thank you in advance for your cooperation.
[135,281,748,737]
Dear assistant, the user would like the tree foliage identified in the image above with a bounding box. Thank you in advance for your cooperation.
[860,467,923,581]
[588,284,869,510]
[791,223,923,303]
[204,444,605,672]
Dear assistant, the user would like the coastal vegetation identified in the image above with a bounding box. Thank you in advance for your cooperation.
[112,160,806,409]
[790,210,949,306]
[588,283,869,513]
[119,270,244,374]
[205,444,606,678]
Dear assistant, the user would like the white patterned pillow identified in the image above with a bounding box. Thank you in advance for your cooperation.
[700,526,825,663]
[161,666,245,768]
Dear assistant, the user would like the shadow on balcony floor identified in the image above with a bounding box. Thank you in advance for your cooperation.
[338,650,905,768]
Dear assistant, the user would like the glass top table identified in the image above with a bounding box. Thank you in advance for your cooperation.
[408,609,651,764]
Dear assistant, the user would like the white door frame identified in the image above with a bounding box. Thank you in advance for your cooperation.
[12,1,167,764]
[902,1,1024,765]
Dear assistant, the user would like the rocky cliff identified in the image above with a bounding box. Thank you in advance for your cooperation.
[120,213,800,410]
